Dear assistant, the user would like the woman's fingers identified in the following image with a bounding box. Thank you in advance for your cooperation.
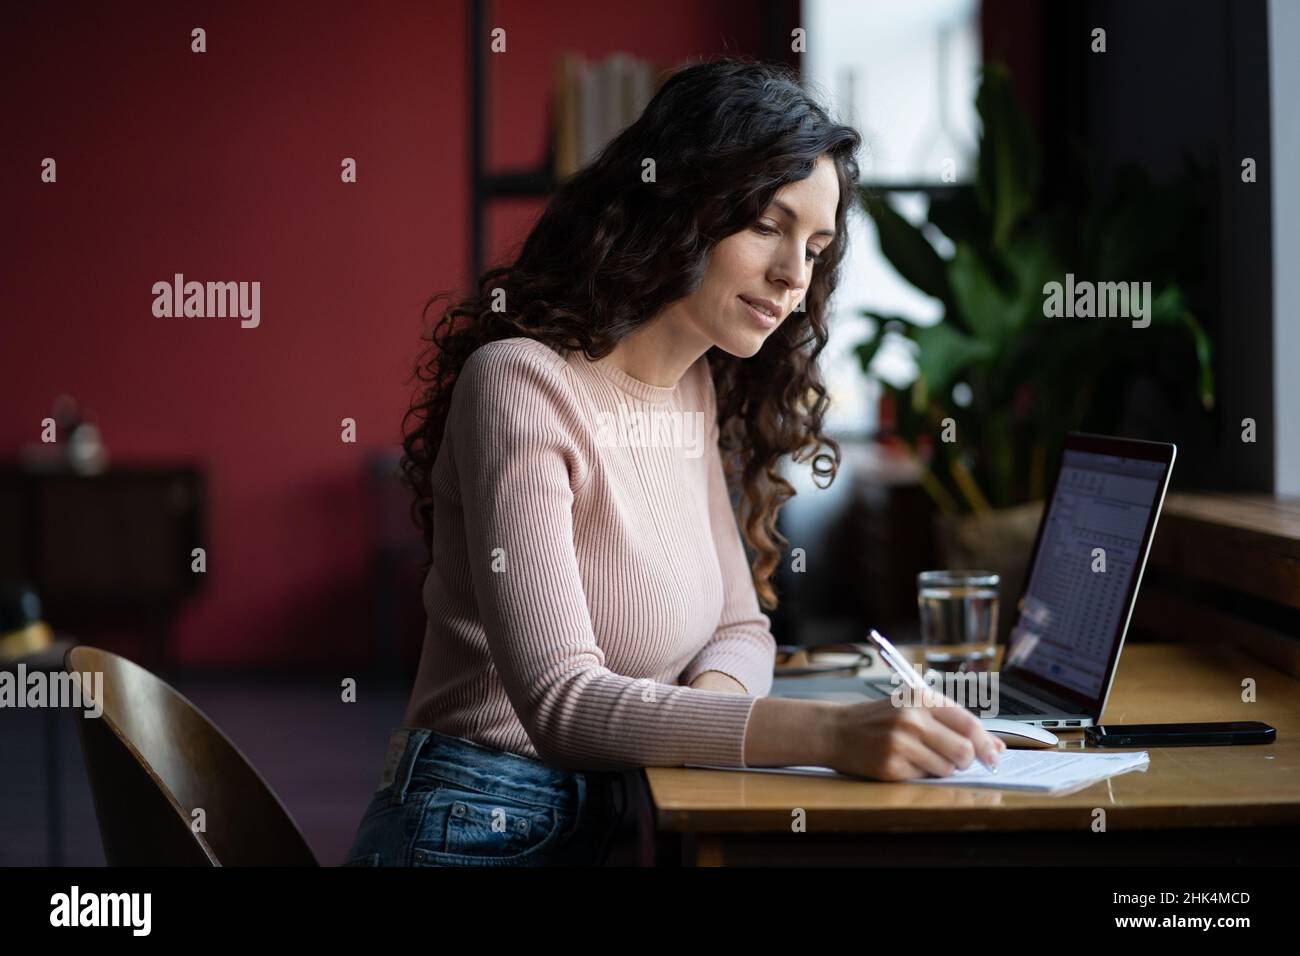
[916,714,982,771]
[918,686,1002,763]
[897,684,1001,769]
[882,756,926,781]
[895,723,961,777]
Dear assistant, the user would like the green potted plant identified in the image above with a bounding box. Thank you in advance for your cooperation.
[855,64,1215,637]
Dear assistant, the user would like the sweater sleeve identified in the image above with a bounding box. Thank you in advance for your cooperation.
[678,359,778,697]
[448,340,759,771]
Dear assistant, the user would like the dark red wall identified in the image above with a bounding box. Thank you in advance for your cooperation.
[0,0,764,667]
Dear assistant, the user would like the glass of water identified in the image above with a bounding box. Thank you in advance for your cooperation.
[917,570,1000,674]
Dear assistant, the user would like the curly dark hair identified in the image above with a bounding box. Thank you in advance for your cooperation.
[400,55,862,610]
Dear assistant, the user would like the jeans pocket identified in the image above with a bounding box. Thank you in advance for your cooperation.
[412,783,570,866]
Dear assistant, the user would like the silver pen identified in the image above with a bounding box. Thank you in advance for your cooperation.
[868,628,998,774]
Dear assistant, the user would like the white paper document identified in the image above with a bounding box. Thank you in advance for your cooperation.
[685,749,1151,794]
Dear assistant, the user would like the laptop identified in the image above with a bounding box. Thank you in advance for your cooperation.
[775,432,1176,729]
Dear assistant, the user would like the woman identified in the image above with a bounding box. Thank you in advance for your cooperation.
[344,56,1004,868]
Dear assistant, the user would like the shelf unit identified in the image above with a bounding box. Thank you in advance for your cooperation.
[466,0,797,287]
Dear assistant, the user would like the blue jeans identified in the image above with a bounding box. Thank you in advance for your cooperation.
[343,728,646,867]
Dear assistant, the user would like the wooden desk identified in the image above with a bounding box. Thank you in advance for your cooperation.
[646,643,1300,865]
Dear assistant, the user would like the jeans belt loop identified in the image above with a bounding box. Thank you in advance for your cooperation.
[388,727,432,805]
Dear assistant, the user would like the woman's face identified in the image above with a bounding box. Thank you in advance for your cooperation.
[683,154,841,359]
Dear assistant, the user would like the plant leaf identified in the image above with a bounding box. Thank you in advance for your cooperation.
[911,321,995,396]
[927,187,986,245]
[861,191,954,307]
[974,64,1040,249]
[947,243,1016,342]
[854,335,888,376]
[859,309,928,327]
[1148,284,1216,409]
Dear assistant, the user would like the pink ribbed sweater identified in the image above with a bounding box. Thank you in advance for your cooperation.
[402,336,776,771]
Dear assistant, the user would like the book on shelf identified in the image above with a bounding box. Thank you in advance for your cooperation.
[551,51,667,182]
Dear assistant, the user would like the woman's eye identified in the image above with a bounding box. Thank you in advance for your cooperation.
[756,222,825,264]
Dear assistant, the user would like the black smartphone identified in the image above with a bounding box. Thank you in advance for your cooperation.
[1085,721,1276,747]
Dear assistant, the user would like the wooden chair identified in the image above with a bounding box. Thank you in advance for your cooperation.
[66,645,319,866]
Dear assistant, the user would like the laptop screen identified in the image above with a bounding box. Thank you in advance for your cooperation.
[1004,446,1171,700]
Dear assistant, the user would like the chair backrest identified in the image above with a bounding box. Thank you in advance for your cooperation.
[66,645,318,866]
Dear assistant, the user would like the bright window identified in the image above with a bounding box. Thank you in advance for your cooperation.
[800,0,982,440]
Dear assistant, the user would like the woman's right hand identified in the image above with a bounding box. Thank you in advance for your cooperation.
[823,686,1006,781]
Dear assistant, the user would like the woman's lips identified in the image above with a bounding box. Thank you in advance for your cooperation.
[739,296,778,329]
